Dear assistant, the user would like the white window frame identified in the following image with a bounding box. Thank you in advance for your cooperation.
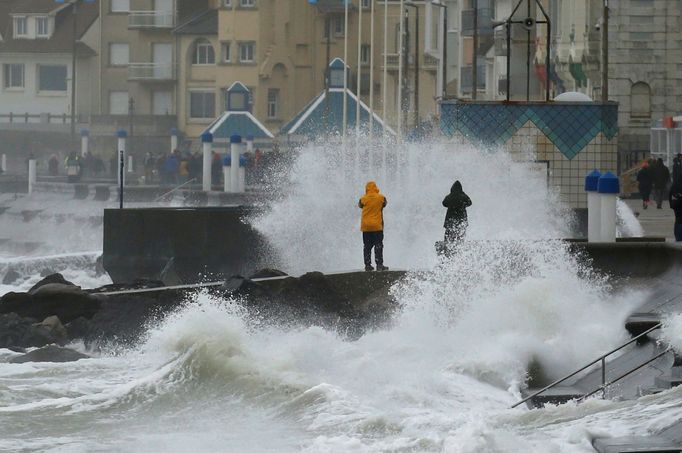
[3,63,25,90]
[193,41,215,65]
[334,15,345,36]
[36,16,49,37]
[110,0,130,13]
[14,17,27,37]
[221,42,231,63]
[267,89,278,119]
[240,0,256,7]
[239,42,255,63]
[109,43,130,66]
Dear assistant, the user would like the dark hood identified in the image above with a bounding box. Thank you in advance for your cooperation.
[450,181,463,194]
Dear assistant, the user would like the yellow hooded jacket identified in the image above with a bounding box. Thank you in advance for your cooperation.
[358,181,387,232]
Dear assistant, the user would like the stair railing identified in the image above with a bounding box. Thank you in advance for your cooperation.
[511,323,663,408]
[153,178,197,202]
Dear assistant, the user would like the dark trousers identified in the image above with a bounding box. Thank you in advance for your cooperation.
[653,187,667,208]
[675,223,682,242]
[363,231,384,266]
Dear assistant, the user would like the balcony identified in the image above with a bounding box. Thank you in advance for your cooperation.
[129,11,175,29]
[128,63,175,81]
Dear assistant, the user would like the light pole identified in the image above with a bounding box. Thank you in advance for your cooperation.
[601,0,609,102]
[356,0,363,140]
[430,1,448,100]
[406,2,419,128]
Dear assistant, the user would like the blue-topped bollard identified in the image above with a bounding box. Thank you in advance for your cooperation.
[585,170,602,242]
[80,129,89,157]
[230,135,241,193]
[238,154,247,193]
[598,172,620,243]
[201,132,213,192]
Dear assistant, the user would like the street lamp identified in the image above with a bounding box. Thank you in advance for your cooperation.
[55,0,96,139]
[405,2,419,128]
[430,1,448,101]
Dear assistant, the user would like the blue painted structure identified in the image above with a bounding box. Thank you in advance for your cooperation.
[204,82,274,141]
[440,100,618,160]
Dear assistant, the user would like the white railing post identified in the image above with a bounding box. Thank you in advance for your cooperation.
[230,134,241,193]
[201,132,213,192]
[80,129,89,157]
[28,159,36,195]
[170,127,179,153]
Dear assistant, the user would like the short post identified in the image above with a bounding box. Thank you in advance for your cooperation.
[585,170,602,242]
[1,154,6,173]
[80,129,89,157]
[223,155,232,193]
[127,155,134,174]
[28,159,36,195]
[246,134,254,154]
[170,127,179,154]
[117,129,127,188]
[119,150,125,209]
[238,154,246,193]
[597,172,620,243]
[230,134,241,193]
[201,132,213,192]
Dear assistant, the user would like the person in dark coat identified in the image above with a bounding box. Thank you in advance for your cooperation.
[442,181,472,244]
[672,154,682,185]
[669,179,682,241]
[637,160,654,209]
[652,158,671,209]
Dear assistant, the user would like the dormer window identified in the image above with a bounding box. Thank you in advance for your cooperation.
[327,58,348,89]
[14,17,27,37]
[36,17,49,37]
[226,82,251,112]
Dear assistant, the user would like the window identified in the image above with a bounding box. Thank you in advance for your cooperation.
[36,17,49,37]
[190,91,215,118]
[14,17,27,37]
[361,44,371,65]
[240,0,256,7]
[110,0,130,12]
[227,91,248,111]
[38,65,67,91]
[631,82,651,119]
[329,67,345,88]
[334,15,345,36]
[3,64,24,89]
[109,91,129,114]
[361,0,370,8]
[239,42,255,63]
[267,89,279,119]
[192,39,215,65]
[109,43,130,66]
[224,0,231,6]
[221,42,231,62]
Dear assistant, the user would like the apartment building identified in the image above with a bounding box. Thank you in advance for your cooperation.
[171,0,445,140]
[0,0,99,123]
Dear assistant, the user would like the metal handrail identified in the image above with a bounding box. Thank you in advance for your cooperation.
[511,323,662,408]
[154,178,196,202]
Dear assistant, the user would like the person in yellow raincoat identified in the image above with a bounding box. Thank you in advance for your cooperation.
[358,181,388,271]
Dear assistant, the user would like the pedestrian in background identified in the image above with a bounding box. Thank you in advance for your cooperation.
[442,181,472,245]
[672,153,682,185]
[637,159,654,209]
[652,158,671,209]
[669,178,682,241]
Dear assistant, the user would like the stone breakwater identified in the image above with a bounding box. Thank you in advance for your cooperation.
[0,270,406,361]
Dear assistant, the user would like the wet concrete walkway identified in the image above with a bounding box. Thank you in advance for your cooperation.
[623,198,677,240]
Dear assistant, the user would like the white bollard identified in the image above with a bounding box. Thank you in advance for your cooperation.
[117,129,127,187]
[585,170,601,242]
[80,129,89,157]
[1,154,6,173]
[127,155,134,174]
[246,135,254,154]
[28,159,36,195]
[223,156,232,193]
[171,128,179,154]
[598,172,620,243]
[230,135,241,193]
[201,132,213,192]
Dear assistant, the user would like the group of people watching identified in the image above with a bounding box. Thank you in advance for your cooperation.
[637,154,682,240]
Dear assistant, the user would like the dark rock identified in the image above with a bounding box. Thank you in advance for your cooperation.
[2,269,21,285]
[9,345,89,364]
[29,273,75,293]
[0,286,101,323]
[249,269,289,279]
[0,313,58,349]
[65,317,92,340]
[95,255,106,277]
[34,316,68,345]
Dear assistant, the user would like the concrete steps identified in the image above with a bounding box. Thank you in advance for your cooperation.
[593,436,682,453]
[522,386,584,408]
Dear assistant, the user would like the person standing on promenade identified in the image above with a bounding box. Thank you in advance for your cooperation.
[652,158,671,209]
[669,179,682,241]
[359,181,388,272]
[672,153,682,185]
[637,160,654,209]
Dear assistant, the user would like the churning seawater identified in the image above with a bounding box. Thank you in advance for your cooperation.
[2,140,679,453]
